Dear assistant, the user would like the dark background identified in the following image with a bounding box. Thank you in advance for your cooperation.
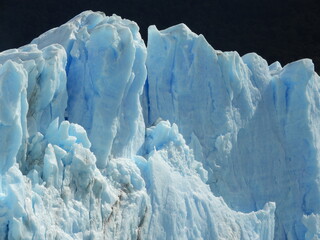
[1,0,320,73]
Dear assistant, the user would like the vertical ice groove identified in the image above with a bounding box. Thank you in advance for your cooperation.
[0,60,28,174]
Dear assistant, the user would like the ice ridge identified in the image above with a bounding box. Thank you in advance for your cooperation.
[0,10,319,239]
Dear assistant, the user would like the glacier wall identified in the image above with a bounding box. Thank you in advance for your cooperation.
[31,12,147,169]
[0,10,319,239]
[144,24,320,239]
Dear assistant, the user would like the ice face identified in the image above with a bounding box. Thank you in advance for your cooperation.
[32,11,147,169]
[144,23,320,239]
[139,120,275,239]
[0,60,27,174]
[0,10,319,240]
[0,119,149,239]
[0,43,67,174]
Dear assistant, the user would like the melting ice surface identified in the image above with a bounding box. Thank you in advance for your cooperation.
[0,11,319,240]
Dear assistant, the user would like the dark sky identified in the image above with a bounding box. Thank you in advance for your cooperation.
[1,0,320,73]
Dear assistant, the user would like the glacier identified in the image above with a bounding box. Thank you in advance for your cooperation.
[0,10,319,239]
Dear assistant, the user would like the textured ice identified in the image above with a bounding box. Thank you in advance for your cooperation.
[139,120,275,239]
[0,10,319,239]
[32,12,147,169]
[144,24,320,239]
[0,118,149,239]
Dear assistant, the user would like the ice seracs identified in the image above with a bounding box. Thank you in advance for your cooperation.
[139,120,275,239]
[144,22,320,239]
[32,11,147,169]
[0,43,67,176]
[1,10,320,239]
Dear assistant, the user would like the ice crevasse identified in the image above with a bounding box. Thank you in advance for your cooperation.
[0,10,319,239]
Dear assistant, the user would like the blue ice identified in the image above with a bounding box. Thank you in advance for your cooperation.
[0,10,319,239]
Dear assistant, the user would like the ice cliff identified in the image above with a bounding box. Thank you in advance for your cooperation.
[0,10,319,239]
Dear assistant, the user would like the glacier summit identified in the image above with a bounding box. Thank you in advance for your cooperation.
[0,10,319,239]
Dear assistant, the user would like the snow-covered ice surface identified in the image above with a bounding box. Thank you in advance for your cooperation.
[0,10,319,239]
